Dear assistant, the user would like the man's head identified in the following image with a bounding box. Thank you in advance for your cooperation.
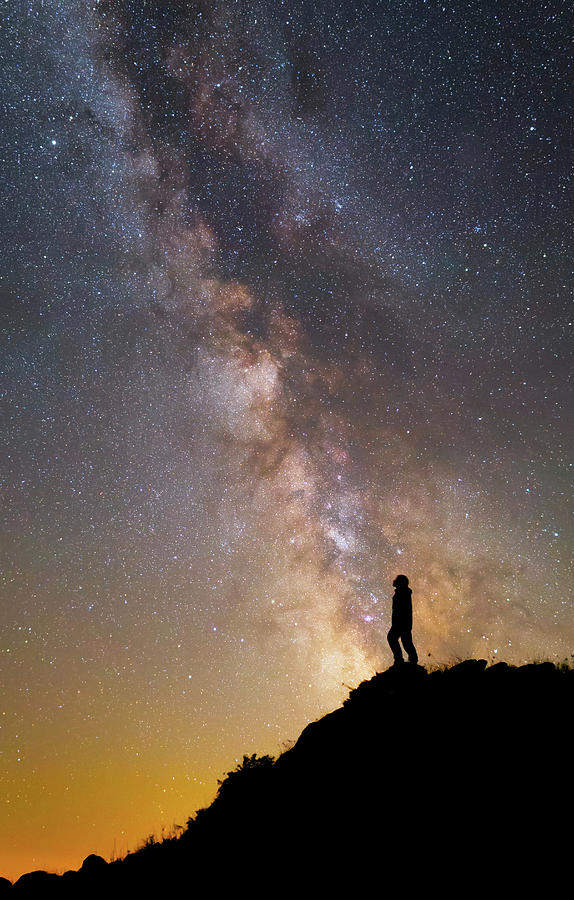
[393,574,409,588]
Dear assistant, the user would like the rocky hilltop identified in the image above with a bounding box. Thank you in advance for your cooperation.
[6,660,572,896]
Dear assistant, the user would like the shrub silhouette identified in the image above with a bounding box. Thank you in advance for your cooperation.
[215,753,275,799]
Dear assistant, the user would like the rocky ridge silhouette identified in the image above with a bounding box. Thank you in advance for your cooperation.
[4,659,572,896]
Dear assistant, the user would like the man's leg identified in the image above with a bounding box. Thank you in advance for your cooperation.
[387,627,404,664]
[400,630,418,664]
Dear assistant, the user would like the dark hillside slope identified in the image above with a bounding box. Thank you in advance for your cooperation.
[8,660,573,896]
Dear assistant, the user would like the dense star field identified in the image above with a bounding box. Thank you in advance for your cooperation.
[1,0,572,881]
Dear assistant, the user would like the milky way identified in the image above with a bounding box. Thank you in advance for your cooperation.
[1,0,572,880]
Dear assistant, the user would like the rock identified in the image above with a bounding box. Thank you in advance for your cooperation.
[484,661,510,676]
[80,854,108,874]
[13,870,60,891]
[446,658,488,676]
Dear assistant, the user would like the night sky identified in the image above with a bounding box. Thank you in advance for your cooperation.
[2,0,572,880]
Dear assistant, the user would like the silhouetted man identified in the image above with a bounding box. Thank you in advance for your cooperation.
[387,574,418,665]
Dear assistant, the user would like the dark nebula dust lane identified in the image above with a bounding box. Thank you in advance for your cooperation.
[1,0,572,881]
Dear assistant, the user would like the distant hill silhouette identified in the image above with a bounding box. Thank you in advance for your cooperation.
[5,660,573,896]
